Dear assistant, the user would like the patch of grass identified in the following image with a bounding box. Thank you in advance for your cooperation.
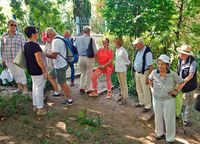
[76,109,102,127]
[47,111,55,117]
[22,118,32,125]
[41,139,50,144]
[0,94,32,117]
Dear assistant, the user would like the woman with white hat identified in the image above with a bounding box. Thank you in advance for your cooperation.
[148,54,185,144]
[177,44,197,126]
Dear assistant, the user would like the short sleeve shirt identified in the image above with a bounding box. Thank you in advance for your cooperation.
[24,41,43,75]
[179,58,197,76]
[52,35,67,69]
[148,69,184,101]
[1,31,25,63]
[75,34,97,56]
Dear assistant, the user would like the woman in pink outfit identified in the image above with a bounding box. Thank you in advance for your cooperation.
[89,38,114,98]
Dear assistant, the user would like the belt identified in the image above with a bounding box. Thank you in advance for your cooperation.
[137,69,149,73]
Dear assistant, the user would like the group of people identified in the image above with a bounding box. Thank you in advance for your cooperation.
[0,19,198,144]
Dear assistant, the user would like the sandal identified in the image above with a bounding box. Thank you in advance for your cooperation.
[89,91,98,97]
[106,91,112,99]
[118,99,127,105]
[115,96,123,102]
[37,108,47,115]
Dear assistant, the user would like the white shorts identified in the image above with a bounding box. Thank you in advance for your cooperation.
[7,63,27,85]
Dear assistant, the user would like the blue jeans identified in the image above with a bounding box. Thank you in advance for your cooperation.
[70,62,75,82]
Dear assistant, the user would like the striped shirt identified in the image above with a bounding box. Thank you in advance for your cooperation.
[1,31,25,63]
[148,69,184,101]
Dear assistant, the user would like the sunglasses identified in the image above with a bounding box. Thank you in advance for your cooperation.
[10,24,17,27]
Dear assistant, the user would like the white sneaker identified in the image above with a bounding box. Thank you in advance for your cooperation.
[51,91,61,97]
[23,91,29,96]
[13,89,21,93]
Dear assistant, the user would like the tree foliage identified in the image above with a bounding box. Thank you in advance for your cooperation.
[0,7,7,35]
[101,0,175,38]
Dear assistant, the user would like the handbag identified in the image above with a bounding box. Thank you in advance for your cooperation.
[13,49,27,69]
[86,38,94,58]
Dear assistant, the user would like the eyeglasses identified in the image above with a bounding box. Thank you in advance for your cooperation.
[10,24,17,27]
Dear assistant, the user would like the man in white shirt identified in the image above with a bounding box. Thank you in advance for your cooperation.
[45,28,73,105]
[133,38,153,112]
[114,38,130,105]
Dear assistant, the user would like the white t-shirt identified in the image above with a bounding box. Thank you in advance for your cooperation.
[52,35,67,69]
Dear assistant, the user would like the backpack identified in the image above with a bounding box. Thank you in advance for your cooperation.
[55,37,79,64]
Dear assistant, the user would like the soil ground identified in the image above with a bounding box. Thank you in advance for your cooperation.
[0,65,200,144]
[0,78,200,144]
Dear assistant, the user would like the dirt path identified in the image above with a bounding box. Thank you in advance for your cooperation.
[0,76,200,144]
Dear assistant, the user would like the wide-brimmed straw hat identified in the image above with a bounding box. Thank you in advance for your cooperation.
[177,44,192,55]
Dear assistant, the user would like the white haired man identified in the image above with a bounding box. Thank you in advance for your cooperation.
[45,28,73,105]
[133,38,153,112]
[74,26,97,95]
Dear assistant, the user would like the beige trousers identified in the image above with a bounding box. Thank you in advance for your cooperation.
[183,90,195,122]
[135,70,151,109]
[79,56,94,92]
[117,72,128,99]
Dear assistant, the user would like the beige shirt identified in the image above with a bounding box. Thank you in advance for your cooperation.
[148,69,184,101]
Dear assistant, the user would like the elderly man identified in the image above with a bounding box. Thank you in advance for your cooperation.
[133,38,153,112]
[75,26,97,94]
[45,28,73,105]
[177,44,197,126]
[1,19,28,94]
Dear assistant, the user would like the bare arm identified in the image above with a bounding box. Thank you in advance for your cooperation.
[35,52,48,77]
[184,73,194,84]
[148,65,153,75]
[46,51,58,59]
[148,79,153,87]
[170,81,185,97]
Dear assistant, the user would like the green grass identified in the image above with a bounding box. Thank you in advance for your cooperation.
[76,109,102,127]
[0,94,32,117]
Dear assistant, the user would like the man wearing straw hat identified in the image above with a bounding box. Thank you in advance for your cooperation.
[177,44,197,126]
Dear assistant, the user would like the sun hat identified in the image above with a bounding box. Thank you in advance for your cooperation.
[157,54,170,64]
[132,38,144,45]
[177,44,192,55]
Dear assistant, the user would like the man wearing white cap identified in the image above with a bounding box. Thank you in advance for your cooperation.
[133,38,153,112]
[148,54,185,144]
[177,44,197,126]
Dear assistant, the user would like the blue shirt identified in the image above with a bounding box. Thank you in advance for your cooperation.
[134,46,153,72]
[74,34,97,56]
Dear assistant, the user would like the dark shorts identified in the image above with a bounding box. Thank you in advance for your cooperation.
[49,66,68,84]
